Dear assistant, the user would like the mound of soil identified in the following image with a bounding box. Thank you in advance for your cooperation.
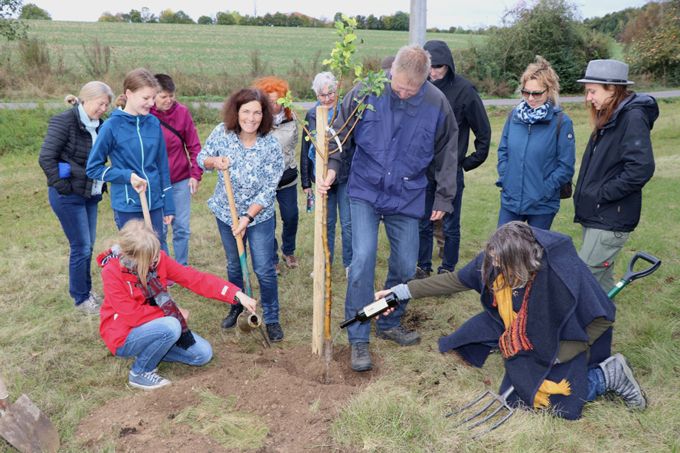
[76,344,381,452]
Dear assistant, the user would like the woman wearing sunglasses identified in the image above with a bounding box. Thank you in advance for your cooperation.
[496,56,575,230]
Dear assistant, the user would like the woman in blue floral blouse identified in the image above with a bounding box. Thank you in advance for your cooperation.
[198,88,285,341]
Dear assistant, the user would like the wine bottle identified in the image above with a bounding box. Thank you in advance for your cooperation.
[340,293,399,328]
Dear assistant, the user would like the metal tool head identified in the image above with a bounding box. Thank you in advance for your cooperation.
[446,386,515,439]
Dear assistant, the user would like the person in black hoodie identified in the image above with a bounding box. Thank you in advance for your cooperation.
[417,40,492,277]
[574,59,657,291]
[39,81,114,314]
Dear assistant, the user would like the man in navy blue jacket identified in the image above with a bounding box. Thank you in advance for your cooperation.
[319,45,458,371]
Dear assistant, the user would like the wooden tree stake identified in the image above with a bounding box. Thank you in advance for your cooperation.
[312,106,329,355]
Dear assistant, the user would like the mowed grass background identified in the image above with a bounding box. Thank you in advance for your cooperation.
[0,95,679,451]
[0,20,485,101]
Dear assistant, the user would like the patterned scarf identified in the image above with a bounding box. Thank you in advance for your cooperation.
[117,251,196,350]
[492,274,571,409]
[515,100,550,125]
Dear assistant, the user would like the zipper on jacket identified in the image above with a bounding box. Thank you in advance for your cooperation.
[136,117,151,206]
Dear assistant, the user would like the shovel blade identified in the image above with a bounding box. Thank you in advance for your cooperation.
[0,394,59,453]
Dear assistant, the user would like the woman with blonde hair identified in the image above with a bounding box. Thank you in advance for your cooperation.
[97,219,257,390]
[39,81,114,314]
[86,68,175,245]
[496,56,575,229]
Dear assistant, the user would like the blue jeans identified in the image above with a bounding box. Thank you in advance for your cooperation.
[114,208,169,254]
[216,216,280,324]
[497,205,556,230]
[345,198,419,344]
[327,182,353,268]
[162,178,191,265]
[48,187,102,305]
[273,184,299,260]
[418,172,464,273]
[115,317,213,374]
[586,366,606,401]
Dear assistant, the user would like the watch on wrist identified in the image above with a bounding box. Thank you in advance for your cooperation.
[243,213,255,223]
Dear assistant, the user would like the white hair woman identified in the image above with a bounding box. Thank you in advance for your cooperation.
[39,81,113,314]
[300,71,352,275]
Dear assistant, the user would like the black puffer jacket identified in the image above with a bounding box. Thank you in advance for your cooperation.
[424,40,491,172]
[573,93,657,232]
[39,106,103,197]
[300,105,354,189]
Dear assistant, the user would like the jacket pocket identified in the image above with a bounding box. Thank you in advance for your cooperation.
[398,176,428,216]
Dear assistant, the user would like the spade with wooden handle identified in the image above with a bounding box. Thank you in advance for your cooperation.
[0,376,60,453]
[221,168,269,347]
[138,186,153,229]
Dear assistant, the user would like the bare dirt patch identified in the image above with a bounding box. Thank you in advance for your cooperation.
[76,344,382,452]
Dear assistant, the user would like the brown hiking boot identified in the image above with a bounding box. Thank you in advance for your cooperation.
[282,254,299,269]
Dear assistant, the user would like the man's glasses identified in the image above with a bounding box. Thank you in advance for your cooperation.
[521,89,546,98]
[431,64,445,69]
[318,91,336,99]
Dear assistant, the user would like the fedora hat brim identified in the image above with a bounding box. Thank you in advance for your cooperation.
[576,77,634,85]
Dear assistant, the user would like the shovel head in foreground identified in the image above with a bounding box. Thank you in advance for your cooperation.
[0,394,59,453]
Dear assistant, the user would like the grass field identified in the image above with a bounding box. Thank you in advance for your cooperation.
[0,20,485,101]
[0,98,679,451]
[23,21,485,72]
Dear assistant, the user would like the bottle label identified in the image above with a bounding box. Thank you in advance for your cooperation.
[363,298,388,317]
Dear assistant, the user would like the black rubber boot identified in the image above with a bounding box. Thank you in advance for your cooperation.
[221,303,243,329]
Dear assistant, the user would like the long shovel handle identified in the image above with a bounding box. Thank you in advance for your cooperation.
[221,168,253,298]
[607,251,662,299]
[138,187,152,229]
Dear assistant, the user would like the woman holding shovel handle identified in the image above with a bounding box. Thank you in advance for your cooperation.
[375,222,647,420]
[198,88,285,342]
[96,219,257,390]
[86,68,175,243]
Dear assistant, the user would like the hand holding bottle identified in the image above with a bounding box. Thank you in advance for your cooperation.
[340,292,399,328]
[373,290,397,318]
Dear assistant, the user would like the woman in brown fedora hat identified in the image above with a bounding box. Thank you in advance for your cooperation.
[573,59,657,291]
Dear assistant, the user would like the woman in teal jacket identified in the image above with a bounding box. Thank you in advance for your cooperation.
[87,68,175,240]
[496,56,575,230]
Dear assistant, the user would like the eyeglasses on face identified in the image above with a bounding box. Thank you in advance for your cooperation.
[431,64,445,69]
[318,91,336,99]
[521,89,547,98]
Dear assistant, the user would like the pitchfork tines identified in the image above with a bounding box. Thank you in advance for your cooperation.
[446,385,515,438]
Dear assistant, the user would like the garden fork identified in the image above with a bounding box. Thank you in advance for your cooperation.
[446,385,515,438]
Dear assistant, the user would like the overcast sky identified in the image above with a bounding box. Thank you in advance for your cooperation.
[28,0,650,29]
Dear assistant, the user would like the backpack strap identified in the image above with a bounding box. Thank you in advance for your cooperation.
[158,118,186,146]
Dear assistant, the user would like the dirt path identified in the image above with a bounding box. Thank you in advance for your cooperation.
[76,345,382,452]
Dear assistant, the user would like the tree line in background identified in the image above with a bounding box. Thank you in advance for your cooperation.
[455,0,680,95]
[1,0,678,97]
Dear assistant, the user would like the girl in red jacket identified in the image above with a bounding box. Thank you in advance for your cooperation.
[97,219,257,390]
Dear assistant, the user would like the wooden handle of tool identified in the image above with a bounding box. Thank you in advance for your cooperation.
[221,169,246,254]
[0,376,8,400]
[138,188,152,229]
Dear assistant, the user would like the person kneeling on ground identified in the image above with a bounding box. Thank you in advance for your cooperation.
[97,219,257,390]
[376,221,646,419]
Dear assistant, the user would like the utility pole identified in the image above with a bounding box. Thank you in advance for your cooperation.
[409,0,427,46]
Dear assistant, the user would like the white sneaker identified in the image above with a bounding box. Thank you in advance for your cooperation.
[89,291,103,306]
[128,370,171,390]
[76,295,100,315]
